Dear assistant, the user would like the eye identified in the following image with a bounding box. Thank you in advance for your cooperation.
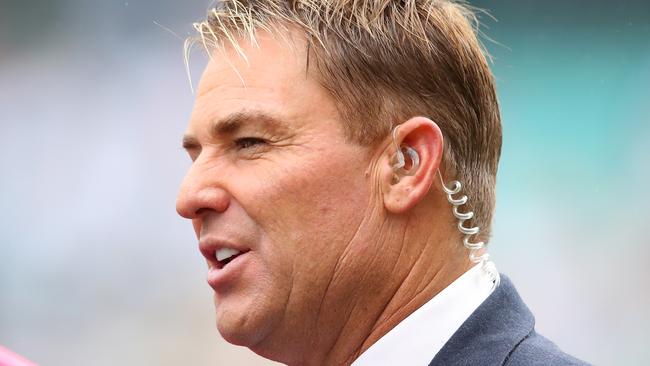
[234,137,268,150]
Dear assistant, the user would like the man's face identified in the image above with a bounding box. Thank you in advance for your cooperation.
[176,32,383,351]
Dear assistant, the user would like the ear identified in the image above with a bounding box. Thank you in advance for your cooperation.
[381,117,443,214]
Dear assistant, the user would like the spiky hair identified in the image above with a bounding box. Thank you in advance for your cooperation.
[187,0,502,244]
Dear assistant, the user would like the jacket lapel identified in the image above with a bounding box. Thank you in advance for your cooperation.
[428,275,535,366]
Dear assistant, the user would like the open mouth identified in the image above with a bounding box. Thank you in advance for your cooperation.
[215,248,250,269]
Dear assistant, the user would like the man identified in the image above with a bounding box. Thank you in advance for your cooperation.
[176,0,589,365]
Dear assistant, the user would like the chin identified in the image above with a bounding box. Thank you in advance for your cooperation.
[214,299,296,364]
[217,322,256,347]
[214,298,270,348]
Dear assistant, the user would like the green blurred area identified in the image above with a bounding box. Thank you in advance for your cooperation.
[470,0,650,226]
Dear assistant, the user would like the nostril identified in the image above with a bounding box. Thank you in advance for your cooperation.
[195,207,212,217]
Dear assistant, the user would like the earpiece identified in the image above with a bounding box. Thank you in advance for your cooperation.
[392,145,420,177]
[391,125,420,181]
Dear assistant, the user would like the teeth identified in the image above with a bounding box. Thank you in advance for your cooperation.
[216,248,241,262]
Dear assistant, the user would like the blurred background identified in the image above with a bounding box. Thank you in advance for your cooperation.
[1,0,648,364]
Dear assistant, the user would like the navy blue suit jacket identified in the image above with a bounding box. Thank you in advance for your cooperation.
[428,275,590,366]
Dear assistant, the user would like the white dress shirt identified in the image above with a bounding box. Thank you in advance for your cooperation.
[351,263,496,366]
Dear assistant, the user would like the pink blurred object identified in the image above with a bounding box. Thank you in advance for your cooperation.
[0,345,37,366]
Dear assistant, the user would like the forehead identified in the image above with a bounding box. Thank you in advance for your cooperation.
[188,30,341,136]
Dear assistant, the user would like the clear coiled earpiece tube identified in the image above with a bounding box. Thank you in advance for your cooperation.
[437,171,500,289]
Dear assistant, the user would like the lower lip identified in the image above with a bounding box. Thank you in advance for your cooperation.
[207,251,251,291]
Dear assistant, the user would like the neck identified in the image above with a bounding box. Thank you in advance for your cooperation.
[321,214,470,366]
[350,254,470,363]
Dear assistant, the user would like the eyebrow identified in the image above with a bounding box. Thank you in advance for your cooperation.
[182,110,289,150]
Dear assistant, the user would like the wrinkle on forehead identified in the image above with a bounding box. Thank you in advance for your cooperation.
[195,28,312,98]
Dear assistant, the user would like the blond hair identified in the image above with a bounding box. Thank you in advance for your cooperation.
[188,0,502,243]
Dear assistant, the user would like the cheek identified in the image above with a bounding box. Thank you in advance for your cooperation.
[246,154,371,269]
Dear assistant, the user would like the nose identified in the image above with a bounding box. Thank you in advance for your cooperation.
[176,161,230,220]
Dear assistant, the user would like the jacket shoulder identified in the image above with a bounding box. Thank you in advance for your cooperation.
[504,330,590,366]
[429,274,591,366]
